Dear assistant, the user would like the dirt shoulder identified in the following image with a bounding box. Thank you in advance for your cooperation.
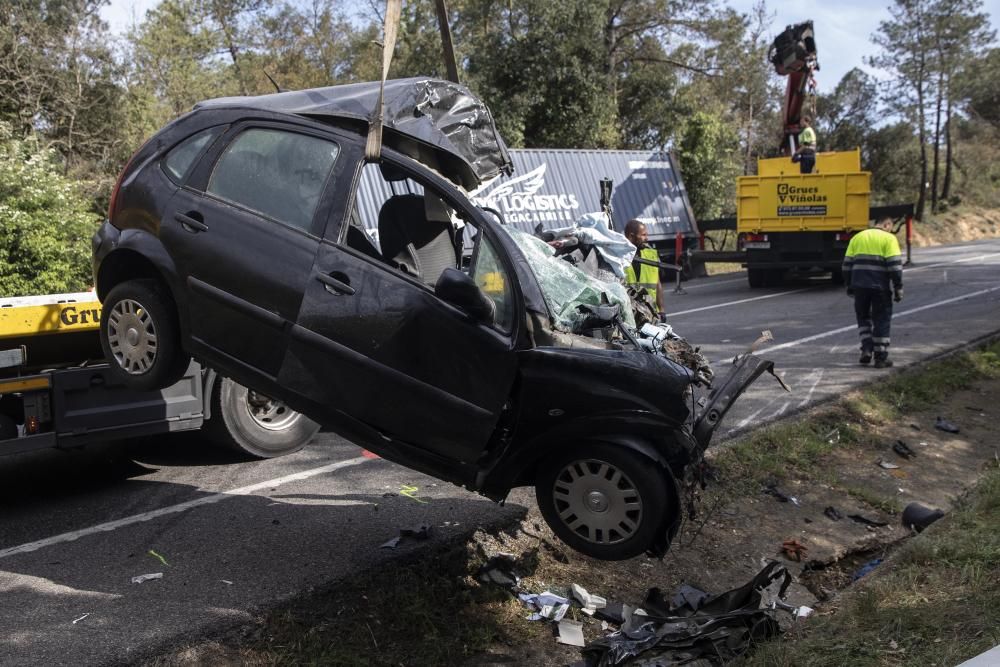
[149,341,1000,667]
[912,206,1000,247]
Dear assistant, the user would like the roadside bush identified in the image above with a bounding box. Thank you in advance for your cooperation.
[0,122,100,297]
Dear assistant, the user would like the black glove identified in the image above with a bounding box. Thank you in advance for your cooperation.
[894,286,903,303]
[846,286,854,297]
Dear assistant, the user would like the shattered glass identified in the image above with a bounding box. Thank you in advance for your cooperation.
[503,227,635,332]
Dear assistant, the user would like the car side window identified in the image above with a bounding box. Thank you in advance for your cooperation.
[471,234,513,332]
[162,126,224,184]
[207,128,339,233]
[346,162,513,333]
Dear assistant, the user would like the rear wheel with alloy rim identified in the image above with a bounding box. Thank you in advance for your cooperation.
[535,442,669,560]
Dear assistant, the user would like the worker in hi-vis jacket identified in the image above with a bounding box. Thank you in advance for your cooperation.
[842,218,904,368]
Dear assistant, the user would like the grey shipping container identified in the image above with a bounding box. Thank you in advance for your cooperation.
[354,149,699,242]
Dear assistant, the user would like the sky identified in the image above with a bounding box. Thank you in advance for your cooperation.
[100,0,1000,94]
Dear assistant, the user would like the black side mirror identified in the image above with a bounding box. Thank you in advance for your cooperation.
[435,267,496,324]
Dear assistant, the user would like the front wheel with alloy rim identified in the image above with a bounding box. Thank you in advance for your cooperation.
[535,443,670,560]
[100,279,190,392]
[204,376,320,458]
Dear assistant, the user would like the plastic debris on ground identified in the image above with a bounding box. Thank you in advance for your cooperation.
[901,502,945,533]
[558,620,587,647]
[572,583,608,616]
[848,514,889,527]
[934,416,961,433]
[519,591,570,621]
[580,562,793,666]
[851,558,883,581]
[823,506,843,521]
[131,573,163,584]
[878,459,901,470]
[148,549,169,566]
[71,613,90,624]
[379,524,433,549]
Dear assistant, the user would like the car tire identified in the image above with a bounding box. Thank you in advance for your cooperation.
[204,376,320,458]
[747,268,765,288]
[100,279,190,392]
[535,442,670,560]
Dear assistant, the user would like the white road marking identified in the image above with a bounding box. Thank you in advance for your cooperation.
[735,405,766,430]
[770,401,791,419]
[906,252,1000,274]
[668,288,812,317]
[797,369,825,407]
[757,285,1000,355]
[681,276,747,290]
[0,456,372,560]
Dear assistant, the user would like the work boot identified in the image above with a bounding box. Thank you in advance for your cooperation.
[874,358,893,369]
[859,353,872,365]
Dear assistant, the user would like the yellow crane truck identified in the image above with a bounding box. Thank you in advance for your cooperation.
[734,21,912,288]
[0,292,318,458]
[738,148,871,287]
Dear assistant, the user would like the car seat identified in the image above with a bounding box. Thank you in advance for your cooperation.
[377,193,458,285]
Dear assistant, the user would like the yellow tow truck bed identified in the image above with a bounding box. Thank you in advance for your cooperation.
[0,292,104,372]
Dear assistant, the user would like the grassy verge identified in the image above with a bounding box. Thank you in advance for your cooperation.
[714,342,1000,495]
[741,464,1000,667]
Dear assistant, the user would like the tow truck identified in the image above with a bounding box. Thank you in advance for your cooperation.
[0,292,319,458]
[692,21,914,285]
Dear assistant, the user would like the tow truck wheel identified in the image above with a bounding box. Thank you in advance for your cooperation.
[205,377,320,458]
[100,279,190,391]
[535,443,670,560]
[747,268,765,288]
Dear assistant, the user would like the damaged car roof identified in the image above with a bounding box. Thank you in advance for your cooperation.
[195,77,513,188]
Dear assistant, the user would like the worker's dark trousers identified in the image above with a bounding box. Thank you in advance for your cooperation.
[854,288,893,360]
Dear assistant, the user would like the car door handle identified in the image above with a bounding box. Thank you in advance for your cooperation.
[316,272,355,296]
[174,212,208,233]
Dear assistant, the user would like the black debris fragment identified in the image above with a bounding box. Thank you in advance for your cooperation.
[379,524,433,549]
[901,502,945,533]
[763,482,799,505]
[475,554,522,590]
[847,514,889,527]
[593,602,626,625]
[934,416,961,434]
[581,562,792,666]
[823,506,843,521]
[893,440,916,459]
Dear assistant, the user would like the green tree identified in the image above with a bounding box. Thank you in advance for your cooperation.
[0,124,100,296]
[815,68,879,153]
[676,111,739,220]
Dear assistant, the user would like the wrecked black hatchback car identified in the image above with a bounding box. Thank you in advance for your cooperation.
[93,78,772,560]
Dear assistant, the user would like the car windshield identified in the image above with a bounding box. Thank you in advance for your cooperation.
[500,226,635,332]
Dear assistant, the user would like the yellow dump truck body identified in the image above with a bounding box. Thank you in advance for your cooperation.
[737,149,871,233]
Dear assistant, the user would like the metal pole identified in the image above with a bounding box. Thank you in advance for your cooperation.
[905,215,913,265]
[434,0,460,84]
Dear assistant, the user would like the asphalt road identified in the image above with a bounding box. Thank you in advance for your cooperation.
[1,238,999,666]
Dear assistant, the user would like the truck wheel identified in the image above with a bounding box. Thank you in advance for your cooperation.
[205,377,319,458]
[535,442,670,560]
[766,269,784,286]
[748,268,765,288]
[831,268,845,285]
[100,279,190,391]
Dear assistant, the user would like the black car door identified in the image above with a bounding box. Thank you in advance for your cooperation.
[278,155,523,474]
[162,122,347,382]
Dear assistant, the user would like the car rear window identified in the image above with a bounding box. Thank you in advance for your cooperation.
[162,126,224,184]
[207,128,340,233]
